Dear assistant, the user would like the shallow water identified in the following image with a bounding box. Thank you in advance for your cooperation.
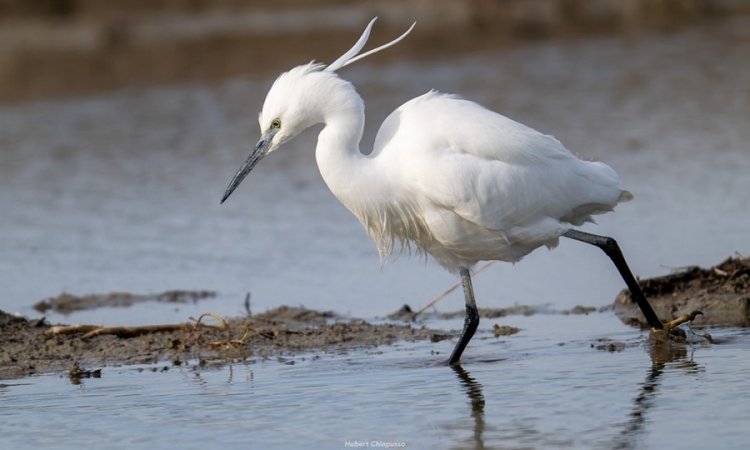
[1,16,750,449]
[2,315,749,449]
[1,17,749,325]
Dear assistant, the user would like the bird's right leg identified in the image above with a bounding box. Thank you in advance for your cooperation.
[562,229,663,330]
[448,267,480,365]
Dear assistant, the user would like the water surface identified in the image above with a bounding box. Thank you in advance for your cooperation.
[2,315,748,449]
[1,18,748,325]
[1,17,749,450]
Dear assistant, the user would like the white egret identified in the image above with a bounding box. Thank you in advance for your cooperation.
[221,18,664,365]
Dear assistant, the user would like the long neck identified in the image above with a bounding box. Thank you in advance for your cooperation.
[314,86,372,210]
[311,79,424,262]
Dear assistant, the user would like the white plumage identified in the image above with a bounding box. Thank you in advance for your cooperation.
[361,90,632,270]
[221,18,663,364]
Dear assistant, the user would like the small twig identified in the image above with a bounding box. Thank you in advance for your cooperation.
[83,324,187,338]
[663,310,704,333]
[190,312,269,349]
[414,261,496,317]
[712,267,729,277]
[47,323,190,338]
[187,312,230,345]
[244,292,252,317]
[191,312,230,332]
[47,325,100,335]
[44,312,273,351]
[46,317,225,339]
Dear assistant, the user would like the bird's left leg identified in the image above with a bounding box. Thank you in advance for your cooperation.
[448,267,480,365]
[562,229,663,330]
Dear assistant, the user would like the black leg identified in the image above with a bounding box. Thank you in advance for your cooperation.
[562,229,663,329]
[449,267,480,365]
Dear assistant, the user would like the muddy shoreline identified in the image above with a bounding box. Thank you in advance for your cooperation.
[0,306,440,380]
[2,257,747,380]
[614,256,750,328]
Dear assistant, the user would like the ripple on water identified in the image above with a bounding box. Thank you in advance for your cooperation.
[1,318,748,449]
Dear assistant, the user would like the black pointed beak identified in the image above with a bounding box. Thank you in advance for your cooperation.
[220,134,273,204]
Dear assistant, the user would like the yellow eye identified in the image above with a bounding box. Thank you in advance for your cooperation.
[271,119,281,129]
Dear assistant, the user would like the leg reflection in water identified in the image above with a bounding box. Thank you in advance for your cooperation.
[613,335,706,450]
[452,364,486,449]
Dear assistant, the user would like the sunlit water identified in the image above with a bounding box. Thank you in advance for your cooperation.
[1,17,749,449]
[2,315,749,449]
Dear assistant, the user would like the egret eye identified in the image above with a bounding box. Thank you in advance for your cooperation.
[271,119,281,130]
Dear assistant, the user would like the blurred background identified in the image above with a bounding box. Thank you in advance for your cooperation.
[1,0,749,325]
[1,0,749,101]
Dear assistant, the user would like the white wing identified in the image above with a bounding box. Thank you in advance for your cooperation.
[374,92,629,236]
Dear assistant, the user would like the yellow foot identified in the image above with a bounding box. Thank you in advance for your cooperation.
[650,310,712,344]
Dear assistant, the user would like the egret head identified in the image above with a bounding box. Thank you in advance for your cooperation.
[221,18,415,204]
[256,63,329,152]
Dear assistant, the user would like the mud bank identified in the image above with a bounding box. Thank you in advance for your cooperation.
[614,257,750,327]
[33,290,217,314]
[4,256,746,380]
[0,306,439,380]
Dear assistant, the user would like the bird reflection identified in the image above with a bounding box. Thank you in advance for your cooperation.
[613,335,705,450]
[452,364,486,449]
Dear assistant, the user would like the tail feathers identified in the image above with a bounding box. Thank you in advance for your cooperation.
[569,160,633,223]
[561,188,631,226]
[619,190,634,202]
